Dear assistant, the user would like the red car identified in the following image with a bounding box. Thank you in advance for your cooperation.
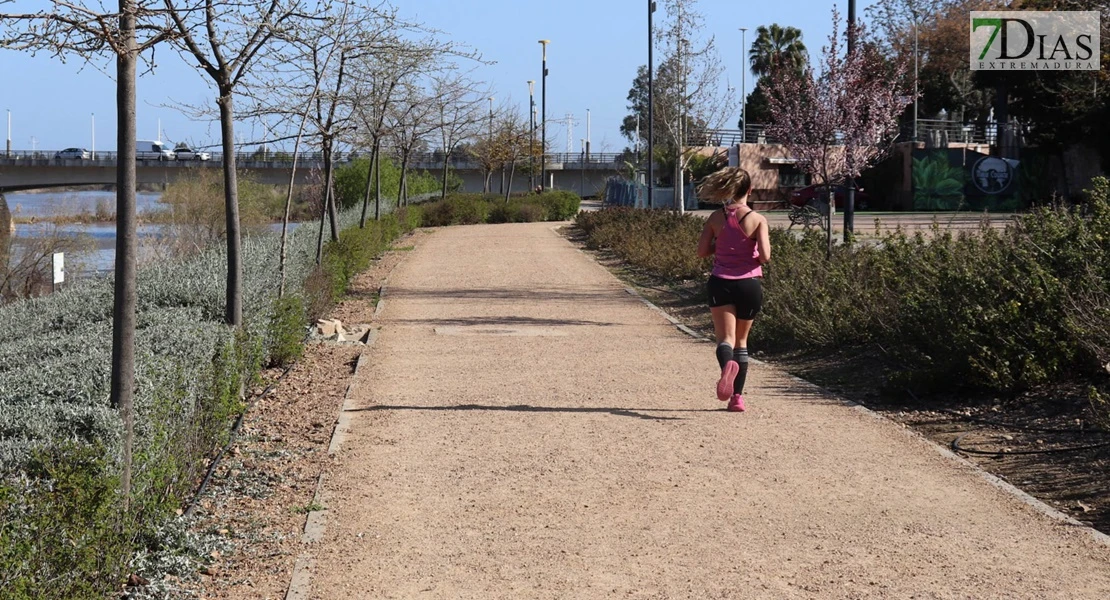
[790,184,871,210]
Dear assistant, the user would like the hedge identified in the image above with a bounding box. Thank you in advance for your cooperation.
[0,195,423,597]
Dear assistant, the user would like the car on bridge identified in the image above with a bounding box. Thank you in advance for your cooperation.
[174,144,211,161]
[55,148,90,160]
[137,140,176,161]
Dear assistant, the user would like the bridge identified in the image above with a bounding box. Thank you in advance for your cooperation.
[0,150,625,196]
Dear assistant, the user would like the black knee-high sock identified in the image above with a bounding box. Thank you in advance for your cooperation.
[716,342,734,369]
[733,347,749,395]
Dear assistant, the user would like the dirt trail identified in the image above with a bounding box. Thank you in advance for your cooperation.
[310,222,1110,599]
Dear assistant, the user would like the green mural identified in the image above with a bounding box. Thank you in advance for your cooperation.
[913,151,966,210]
[912,149,1024,211]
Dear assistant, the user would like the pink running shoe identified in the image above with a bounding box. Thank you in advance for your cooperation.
[716,360,739,401]
[727,394,746,412]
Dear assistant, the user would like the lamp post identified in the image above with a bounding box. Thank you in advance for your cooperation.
[740,27,747,144]
[580,138,586,196]
[912,7,920,143]
[488,96,495,194]
[539,39,550,191]
[528,80,536,190]
[647,1,656,208]
[5,109,10,157]
[91,113,95,160]
[586,108,591,164]
[844,0,857,241]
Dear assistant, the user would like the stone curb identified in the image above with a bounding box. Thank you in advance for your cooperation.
[284,235,417,600]
[620,281,1110,548]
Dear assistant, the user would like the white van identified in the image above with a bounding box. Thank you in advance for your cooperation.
[136,140,176,161]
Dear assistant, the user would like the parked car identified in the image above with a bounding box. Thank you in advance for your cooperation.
[136,140,176,161]
[55,147,90,160]
[790,184,871,210]
[174,145,211,161]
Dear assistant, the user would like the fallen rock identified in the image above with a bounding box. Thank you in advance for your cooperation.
[315,319,342,337]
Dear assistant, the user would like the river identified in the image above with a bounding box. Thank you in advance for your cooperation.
[3,190,301,276]
[3,190,167,274]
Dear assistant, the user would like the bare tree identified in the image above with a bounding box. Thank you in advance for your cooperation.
[0,0,174,503]
[429,71,487,199]
[764,10,910,255]
[348,27,434,223]
[655,0,736,213]
[162,0,310,328]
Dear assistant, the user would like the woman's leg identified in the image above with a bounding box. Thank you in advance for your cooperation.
[732,318,754,396]
[711,305,738,365]
[711,305,739,401]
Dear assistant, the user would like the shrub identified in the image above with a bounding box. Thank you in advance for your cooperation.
[267,295,305,368]
[0,181,427,595]
[419,191,581,227]
[574,185,1110,406]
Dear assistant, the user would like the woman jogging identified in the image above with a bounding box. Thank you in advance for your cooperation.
[695,167,771,412]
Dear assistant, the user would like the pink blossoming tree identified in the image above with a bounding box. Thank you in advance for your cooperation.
[764,8,911,253]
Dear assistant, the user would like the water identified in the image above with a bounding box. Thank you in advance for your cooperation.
[3,190,165,220]
[3,191,302,274]
[4,191,166,274]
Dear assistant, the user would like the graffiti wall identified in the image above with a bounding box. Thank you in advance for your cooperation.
[912,148,1025,211]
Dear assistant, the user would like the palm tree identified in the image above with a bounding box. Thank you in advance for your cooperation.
[749,24,807,78]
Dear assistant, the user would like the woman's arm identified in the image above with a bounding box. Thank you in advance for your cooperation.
[696,215,717,258]
[756,217,772,264]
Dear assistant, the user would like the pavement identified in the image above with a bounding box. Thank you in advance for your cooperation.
[307,221,1110,599]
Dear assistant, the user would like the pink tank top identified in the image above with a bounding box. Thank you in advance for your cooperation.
[711,206,763,280]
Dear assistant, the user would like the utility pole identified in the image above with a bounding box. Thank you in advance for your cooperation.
[580,138,586,197]
[740,27,747,144]
[539,39,551,191]
[647,0,656,208]
[844,0,857,241]
[528,80,536,190]
[586,108,591,164]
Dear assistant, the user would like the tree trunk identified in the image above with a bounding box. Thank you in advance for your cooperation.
[374,140,382,221]
[360,140,378,228]
[111,0,139,507]
[322,141,339,242]
[441,149,450,200]
[398,152,410,207]
[505,159,516,202]
[217,85,243,328]
[0,193,11,276]
[483,168,492,193]
[280,100,314,297]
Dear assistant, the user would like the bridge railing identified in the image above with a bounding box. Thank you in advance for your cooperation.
[3,149,629,167]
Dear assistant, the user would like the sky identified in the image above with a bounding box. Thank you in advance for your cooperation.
[0,0,879,154]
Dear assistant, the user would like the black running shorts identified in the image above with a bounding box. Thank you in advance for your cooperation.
[706,275,763,319]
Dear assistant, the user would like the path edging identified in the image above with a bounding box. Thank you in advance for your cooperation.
[620,281,1110,548]
[284,232,419,600]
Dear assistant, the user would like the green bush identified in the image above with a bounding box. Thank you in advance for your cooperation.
[574,184,1110,403]
[267,295,306,368]
[420,191,581,227]
[0,181,428,595]
[333,157,443,210]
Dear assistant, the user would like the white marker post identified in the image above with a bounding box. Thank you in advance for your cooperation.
[52,252,64,293]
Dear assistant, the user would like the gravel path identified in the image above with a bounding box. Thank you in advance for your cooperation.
[311,222,1110,599]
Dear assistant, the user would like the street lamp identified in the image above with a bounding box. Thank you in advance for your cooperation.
[91,113,95,160]
[912,7,920,143]
[539,39,550,191]
[647,1,657,207]
[5,109,10,157]
[739,27,747,144]
[488,96,495,194]
[844,0,857,241]
[528,80,536,190]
